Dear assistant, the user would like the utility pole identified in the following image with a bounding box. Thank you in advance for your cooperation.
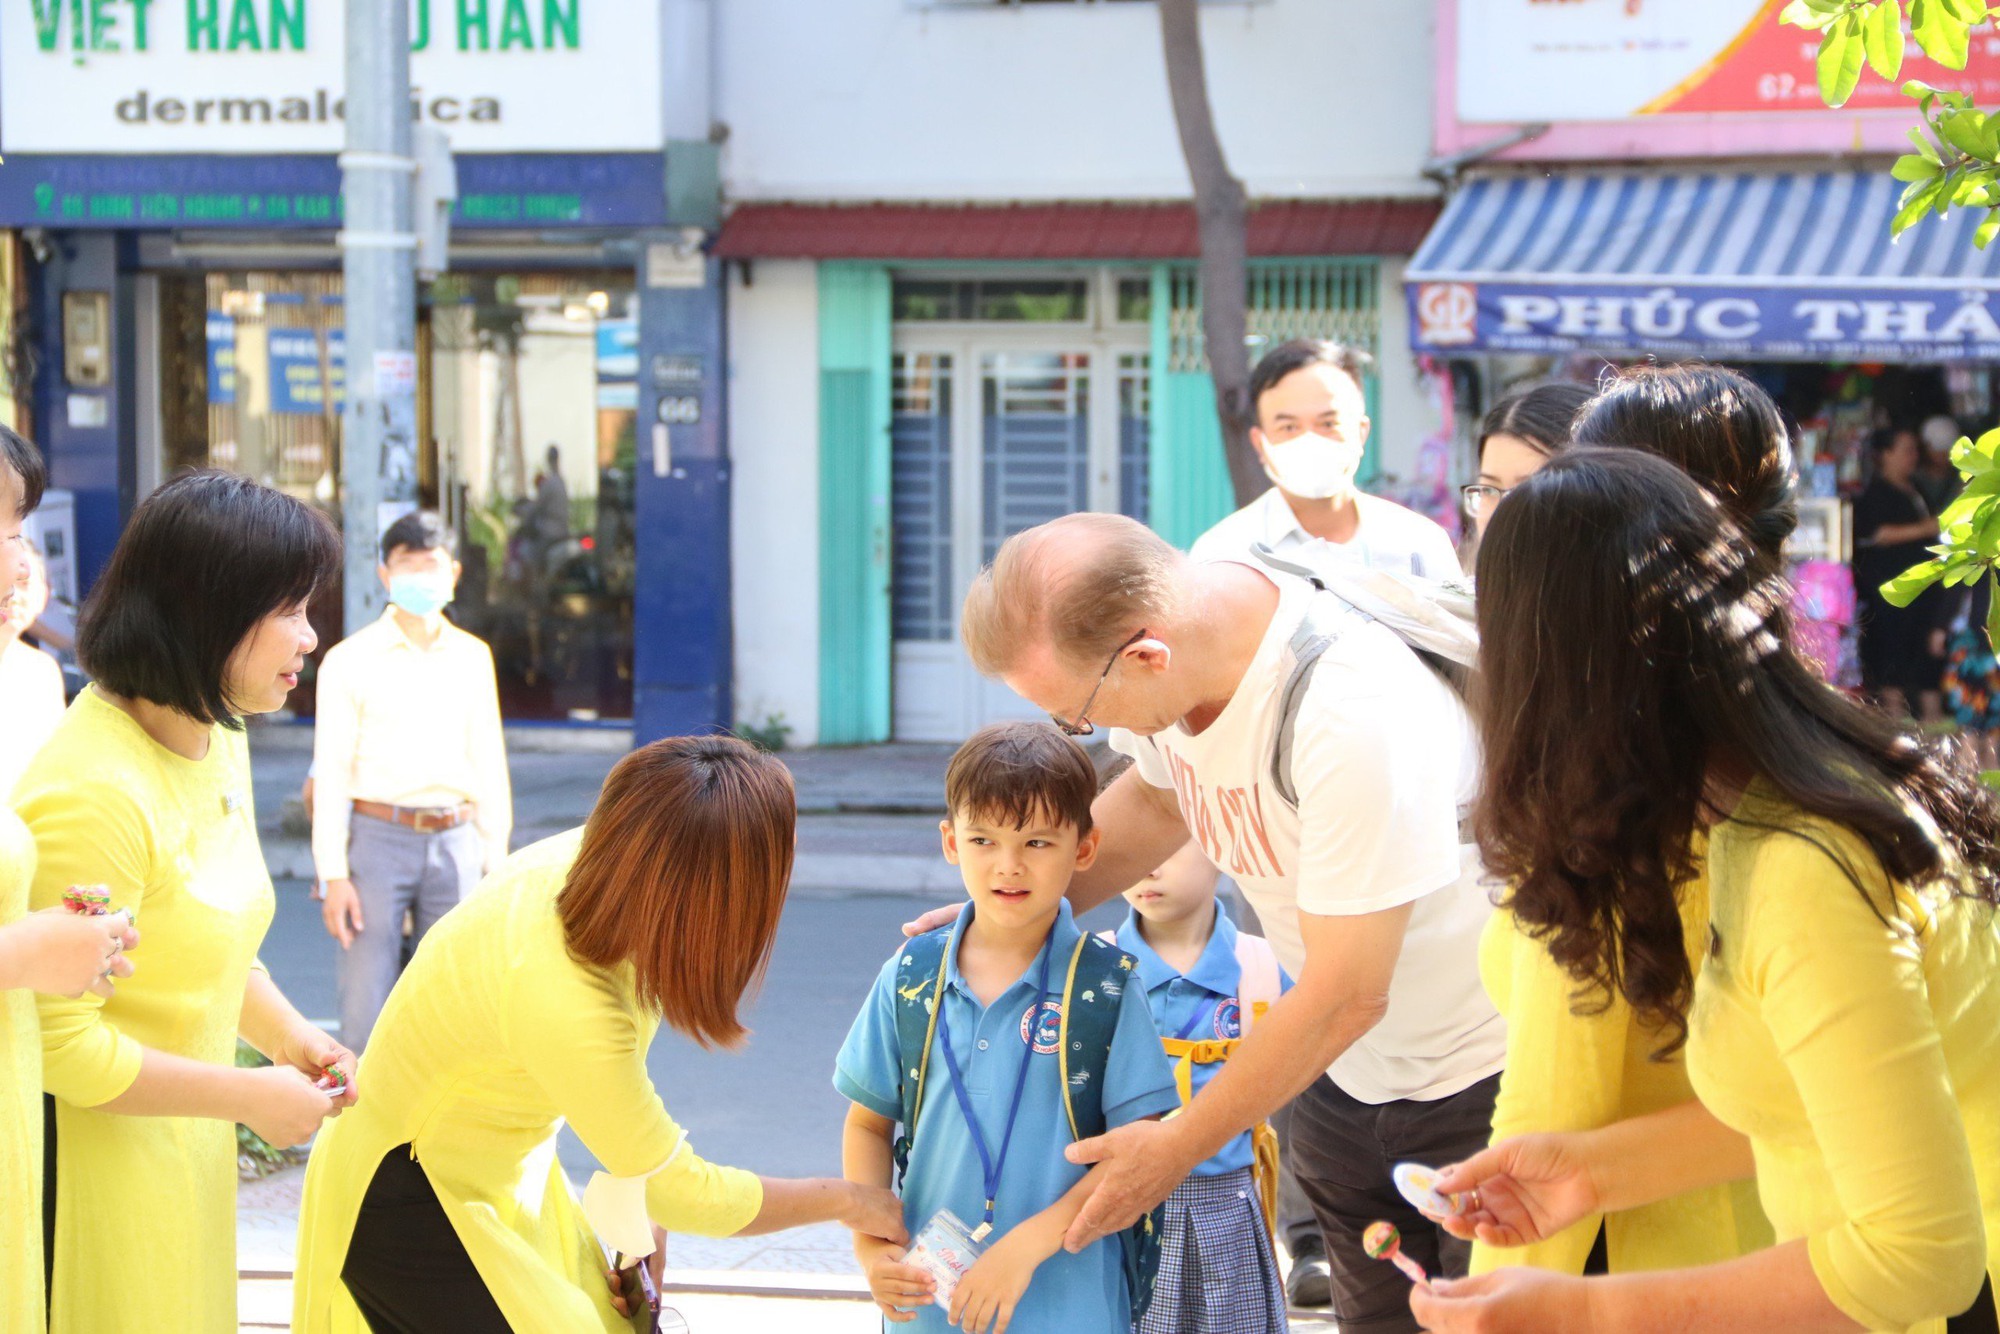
[338,0,419,637]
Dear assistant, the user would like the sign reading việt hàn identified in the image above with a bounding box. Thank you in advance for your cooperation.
[1,0,663,154]
[1455,0,2000,124]
[1409,280,2000,362]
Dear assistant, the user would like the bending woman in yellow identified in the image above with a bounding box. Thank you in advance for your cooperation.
[1471,366,1790,1277]
[24,471,356,1334]
[1422,450,2000,1334]
[293,735,906,1333]
[0,424,139,1334]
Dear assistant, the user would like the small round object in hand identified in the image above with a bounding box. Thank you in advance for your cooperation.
[63,885,112,915]
[314,1063,349,1093]
[1362,1221,1401,1259]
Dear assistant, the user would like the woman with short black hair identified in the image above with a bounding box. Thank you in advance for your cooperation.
[21,470,359,1334]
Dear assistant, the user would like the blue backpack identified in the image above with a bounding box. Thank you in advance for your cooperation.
[890,919,1164,1321]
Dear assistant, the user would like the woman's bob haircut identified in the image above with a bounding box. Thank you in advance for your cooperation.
[77,470,339,729]
[558,734,798,1049]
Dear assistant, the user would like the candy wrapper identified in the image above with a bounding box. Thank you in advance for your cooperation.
[903,1209,986,1310]
[62,885,112,915]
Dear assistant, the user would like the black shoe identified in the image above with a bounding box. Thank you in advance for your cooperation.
[1285,1243,1332,1308]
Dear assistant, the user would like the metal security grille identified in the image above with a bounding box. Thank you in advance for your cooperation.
[1119,352,1151,526]
[1165,259,1380,374]
[890,352,956,643]
[980,351,1092,564]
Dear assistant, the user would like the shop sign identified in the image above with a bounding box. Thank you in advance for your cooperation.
[267,327,344,414]
[1409,280,2000,362]
[206,312,237,406]
[1456,0,2000,124]
[1,0,662,154]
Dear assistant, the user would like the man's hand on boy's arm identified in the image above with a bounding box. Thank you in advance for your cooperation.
[1062,904,1411,1251]
[947,1172,1096,1334]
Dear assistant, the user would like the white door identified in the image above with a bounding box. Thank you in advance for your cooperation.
[891,335,1148,742]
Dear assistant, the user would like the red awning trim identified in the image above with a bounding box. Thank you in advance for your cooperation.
[711,199,1442,261]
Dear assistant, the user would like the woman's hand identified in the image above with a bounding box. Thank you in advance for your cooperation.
[841,1181,910,1245]
[858,1236,932,1324]
[2,908,139,999]
[274,1023,359,1112]
[236,1064,335,1148]
[606,1225,668,1320]
[948,1225,1048,1334]
[1431,1134,1604,1249]
[1408,1268,1595,1334]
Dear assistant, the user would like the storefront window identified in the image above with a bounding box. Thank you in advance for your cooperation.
[159,269,637,722]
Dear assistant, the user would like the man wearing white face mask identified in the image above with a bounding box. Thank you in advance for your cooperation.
[312,511,511,1051]
[1192,341,1461,581]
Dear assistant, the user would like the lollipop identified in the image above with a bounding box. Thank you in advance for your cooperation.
[314,1062,349,1094]
[1362,1221,1431,1289]
[62,885,111,915]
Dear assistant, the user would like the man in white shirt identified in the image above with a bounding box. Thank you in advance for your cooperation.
[313,511,511,1052]
[1191,340,1461,581]
[953,511,1502,1334]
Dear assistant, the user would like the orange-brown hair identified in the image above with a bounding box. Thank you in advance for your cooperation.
[557,735,796,1049]
[945,721,1098,836]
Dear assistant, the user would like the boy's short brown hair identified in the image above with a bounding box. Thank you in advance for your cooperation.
[945,722,1098,836]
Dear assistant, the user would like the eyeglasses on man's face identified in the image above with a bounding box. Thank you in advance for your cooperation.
[1051,629,1149,738]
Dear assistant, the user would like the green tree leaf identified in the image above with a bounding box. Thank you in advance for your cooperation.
[1866,0,1907,79]
[1940,109,1990,156]
[1820,12,1869,104]
[1883,559,1950,606]
[1986,572,2000,651]
[1910,124,1945,161]
[1782,0,1846,26]
[1894,175,1947,230]
[1941,0,1988,23]
[1982,212,2000,246]
[1953,431,1999,472]
[1914,0,1973,67]
[1894,152,1944,179]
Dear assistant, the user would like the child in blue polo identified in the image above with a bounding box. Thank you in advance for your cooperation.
[836,722,1179,1334]
[1117,842,1292,1334]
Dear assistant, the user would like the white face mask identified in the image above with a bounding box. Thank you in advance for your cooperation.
[1260,431,1363,501]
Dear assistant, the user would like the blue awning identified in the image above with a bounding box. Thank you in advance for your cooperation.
[1404,169,2000,363]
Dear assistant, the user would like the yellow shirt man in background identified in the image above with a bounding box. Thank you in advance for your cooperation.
[312,510,510,1052]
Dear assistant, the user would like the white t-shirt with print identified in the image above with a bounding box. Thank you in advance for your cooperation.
[1109,566,1503,1105]
[1190,488,1463,581]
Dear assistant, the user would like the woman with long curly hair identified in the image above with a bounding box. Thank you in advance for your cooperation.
[1416,449,2000,1334]
[1470,365,1789,1282]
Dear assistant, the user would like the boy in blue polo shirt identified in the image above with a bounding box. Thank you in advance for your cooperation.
[837,723,1179,1334]
[1118,842,1292,1334]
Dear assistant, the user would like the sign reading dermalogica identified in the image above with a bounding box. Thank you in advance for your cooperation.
[2,0,663,153]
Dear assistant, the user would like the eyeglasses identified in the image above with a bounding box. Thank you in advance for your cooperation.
[1051,629,1148,738]
[1460,483,1511,519]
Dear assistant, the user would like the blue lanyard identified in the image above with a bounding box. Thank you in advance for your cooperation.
[934,926,1057,1238]
[1173,1002,1214,1040]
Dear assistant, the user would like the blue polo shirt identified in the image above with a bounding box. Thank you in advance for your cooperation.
[1115,902,1294,1177]
[835,899,1179,1334]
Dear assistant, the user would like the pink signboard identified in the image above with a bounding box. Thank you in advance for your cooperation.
[1440,0,2000,160]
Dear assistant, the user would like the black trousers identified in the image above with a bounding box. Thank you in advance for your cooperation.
[1952,1277,2000,1334]
[1288,1071,1500,1334]
[341,1145,514,1334]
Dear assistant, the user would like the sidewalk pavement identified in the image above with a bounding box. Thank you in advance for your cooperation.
[248,722,975,895]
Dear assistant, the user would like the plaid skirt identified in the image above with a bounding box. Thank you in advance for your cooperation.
[1135,1167,1288,1334]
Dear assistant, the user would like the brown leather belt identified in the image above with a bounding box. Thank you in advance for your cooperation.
[352,800,475,833]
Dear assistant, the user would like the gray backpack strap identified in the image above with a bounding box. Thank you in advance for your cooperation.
[1270,592,1349,812]
[1250,542,1329,592]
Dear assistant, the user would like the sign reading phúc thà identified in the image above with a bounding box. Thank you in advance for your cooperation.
[1,0,663,154]
[1409,280,2000,363]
